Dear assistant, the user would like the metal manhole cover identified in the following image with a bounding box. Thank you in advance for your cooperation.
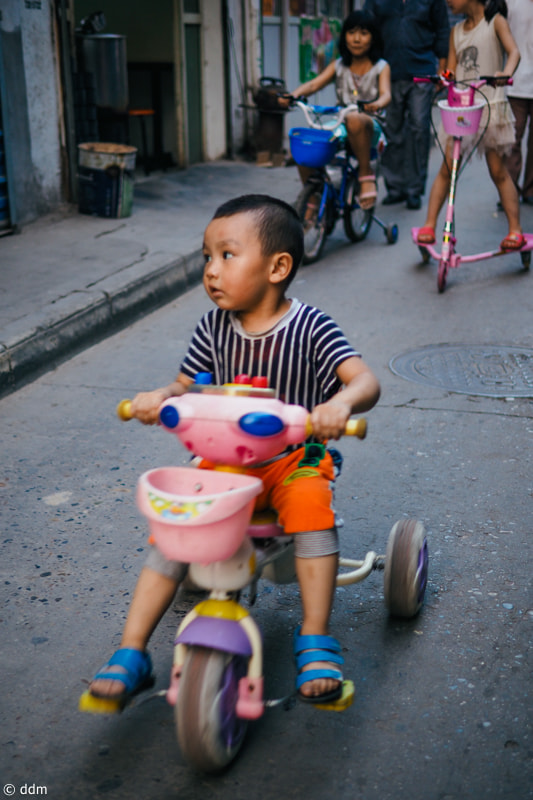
[389,344,533,397]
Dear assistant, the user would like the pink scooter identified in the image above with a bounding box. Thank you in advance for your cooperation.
[411,75,532,293]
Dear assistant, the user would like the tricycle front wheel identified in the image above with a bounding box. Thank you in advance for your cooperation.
[175,646,248,773]
[384,519,428,618]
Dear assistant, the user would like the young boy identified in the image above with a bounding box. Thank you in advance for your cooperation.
[89,194,380,704]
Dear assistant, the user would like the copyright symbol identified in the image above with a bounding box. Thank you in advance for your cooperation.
[3,786,15,796]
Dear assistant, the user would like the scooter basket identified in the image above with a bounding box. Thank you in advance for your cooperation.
[438,100,485,136]
[137,467,263,564]
[289,127,339,168]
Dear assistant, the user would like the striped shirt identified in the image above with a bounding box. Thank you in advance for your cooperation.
[180,299,360,411]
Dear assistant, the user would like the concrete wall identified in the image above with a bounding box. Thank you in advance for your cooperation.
[0,0,62,224]
[202,1,226,160]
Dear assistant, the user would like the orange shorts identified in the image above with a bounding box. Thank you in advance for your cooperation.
[200,444,335,534]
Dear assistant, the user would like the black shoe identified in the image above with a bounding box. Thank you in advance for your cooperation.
[406,193,421,210]
[382,191,406,205]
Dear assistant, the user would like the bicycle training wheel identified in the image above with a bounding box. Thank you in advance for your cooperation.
[343,173,373,242]
[175,646,249,773]
[384,519,428,618]
[294,178,328,264]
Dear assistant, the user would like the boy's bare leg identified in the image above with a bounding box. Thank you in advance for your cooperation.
[295,552,340,698]
[89,566,179,697]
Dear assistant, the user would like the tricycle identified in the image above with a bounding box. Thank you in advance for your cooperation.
[80,374,428,773]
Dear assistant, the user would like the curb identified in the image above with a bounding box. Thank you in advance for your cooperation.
[0,249,204,398]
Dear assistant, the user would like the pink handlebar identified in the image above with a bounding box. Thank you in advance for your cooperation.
[117,394,366,467]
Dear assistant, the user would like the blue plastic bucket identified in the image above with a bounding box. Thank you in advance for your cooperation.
[289,127,338,168]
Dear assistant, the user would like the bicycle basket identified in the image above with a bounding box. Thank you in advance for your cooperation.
[289,127,339,168]
[438,99,485,136]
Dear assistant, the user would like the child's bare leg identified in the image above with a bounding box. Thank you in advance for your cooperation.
[486,149,521,235]
[421,149,453,232]
[295,552,340,698]
[90,566,179,697]
[345,112,375,209]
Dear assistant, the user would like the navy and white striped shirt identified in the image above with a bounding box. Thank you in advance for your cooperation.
[180,299,360,411]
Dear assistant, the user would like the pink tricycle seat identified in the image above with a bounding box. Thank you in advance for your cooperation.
[137,467,263,564]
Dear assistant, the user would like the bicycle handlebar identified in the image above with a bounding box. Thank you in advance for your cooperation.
[283,95,375,129]
[414,74,513,88]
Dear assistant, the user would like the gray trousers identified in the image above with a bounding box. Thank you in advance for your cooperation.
[381,80,434,197]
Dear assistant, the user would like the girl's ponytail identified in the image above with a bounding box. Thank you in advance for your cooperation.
[483,0,508,21]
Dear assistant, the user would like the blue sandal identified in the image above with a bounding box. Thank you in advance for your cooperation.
[294,627,344,704]
[90,648,155,703]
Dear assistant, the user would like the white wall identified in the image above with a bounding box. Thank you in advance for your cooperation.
[202,0,226,160]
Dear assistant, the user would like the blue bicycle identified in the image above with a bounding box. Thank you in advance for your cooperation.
[288,100,398,264]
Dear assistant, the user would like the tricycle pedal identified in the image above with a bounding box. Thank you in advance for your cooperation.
[314,679,355,711]
[78,690,124,714]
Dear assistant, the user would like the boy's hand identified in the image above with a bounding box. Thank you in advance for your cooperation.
[130,389,170,425]
[309,399,352,441]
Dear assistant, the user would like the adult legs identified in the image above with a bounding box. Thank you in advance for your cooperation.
[404,81,434,198]
[380,80,408,197]
[506,96,533,201]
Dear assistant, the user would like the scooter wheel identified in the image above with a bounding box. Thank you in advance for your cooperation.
[520,251,530,271]
[386,223,399,245]
[418,246,430,265]
[175,646,248,773]
[437,258,448,293]
[384,519,428,618]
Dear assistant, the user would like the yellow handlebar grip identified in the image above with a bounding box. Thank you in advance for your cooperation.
[117,399,133,421]
[305,416,367,439]
[345,418,367,439]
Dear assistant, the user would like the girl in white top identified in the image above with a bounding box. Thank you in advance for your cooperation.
[290,10,391,210]
[418,0,523,251]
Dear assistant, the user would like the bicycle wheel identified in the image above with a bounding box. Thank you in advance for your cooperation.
[437,258,449,293]
[294,178,328,264]
[175,646,248,773]
[343,172,373,242]
[384,519,428,619]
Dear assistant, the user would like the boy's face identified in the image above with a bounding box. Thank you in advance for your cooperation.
[202,212,280,314]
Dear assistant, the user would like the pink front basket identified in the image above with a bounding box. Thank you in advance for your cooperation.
[137,467,263,564]
[438,99,485,136]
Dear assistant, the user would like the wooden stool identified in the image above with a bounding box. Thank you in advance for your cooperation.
[128,109,155,175]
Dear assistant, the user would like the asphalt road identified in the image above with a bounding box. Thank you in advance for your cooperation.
[1,156,532,800]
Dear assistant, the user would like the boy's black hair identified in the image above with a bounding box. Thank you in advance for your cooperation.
[212,194,304,285]
[338,10,384,67]
[482,0,507,21]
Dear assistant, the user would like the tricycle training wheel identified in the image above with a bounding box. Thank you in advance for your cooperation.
[384,519,428,618]
[175,646,248,773]
[520,250,530,271]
